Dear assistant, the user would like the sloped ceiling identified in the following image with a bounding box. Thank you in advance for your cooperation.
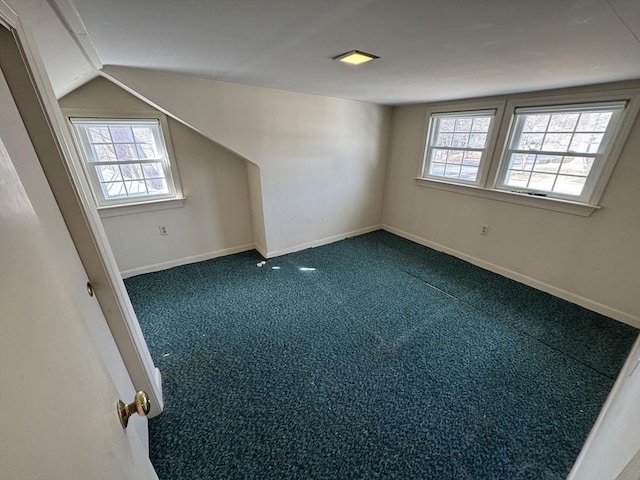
[7,0,640,104]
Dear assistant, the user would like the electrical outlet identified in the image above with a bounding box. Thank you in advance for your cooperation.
[481,225,489,235]
[159,225,168,236]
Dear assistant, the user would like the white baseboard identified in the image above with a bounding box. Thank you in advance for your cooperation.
[254,242,268,259]
[382,225,640,329]
[120,243,256,278]
[265,225,382,258]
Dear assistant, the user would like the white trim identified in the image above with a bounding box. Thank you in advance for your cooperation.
[382,224,640,328]
[265,225,382,258]
[120,243,256,278]
[6,19,164,417]
[417,88,640,211]
[415,177,599,216]
[254,242,268,259]
[0,0,17,28]
[568,336,640,480]
[98,196,185,218]
[63,109,184,209]
[419,100,506,187]
[47,0,103,69]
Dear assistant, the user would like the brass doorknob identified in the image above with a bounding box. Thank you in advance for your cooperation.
[117,391,151,428]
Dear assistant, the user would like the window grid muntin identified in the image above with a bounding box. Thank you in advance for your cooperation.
[71,118,177,206]
[424,110,495,184]
[499,103,625,200]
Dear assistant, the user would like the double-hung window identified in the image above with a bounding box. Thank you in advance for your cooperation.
[496,102,626,202]
[417,89,639,215]
[69,115,183,210]
[422,109,497,185]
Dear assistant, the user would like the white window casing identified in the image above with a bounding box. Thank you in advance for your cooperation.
[416,88,640,216]
[65,110,184,216]
[495,101,626,203]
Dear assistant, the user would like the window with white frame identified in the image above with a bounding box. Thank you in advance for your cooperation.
[496,101,626,202]
[69,116,182,208]
[417,91,638,214]
[422,110,496,185]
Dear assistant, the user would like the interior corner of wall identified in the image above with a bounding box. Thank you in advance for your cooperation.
[245,162,268,256]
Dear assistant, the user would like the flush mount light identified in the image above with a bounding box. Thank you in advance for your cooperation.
[333,50,379,65]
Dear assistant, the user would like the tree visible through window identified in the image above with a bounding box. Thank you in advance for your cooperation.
[422,110,496,185]
[70,117,181,207]
[498,102,626,201]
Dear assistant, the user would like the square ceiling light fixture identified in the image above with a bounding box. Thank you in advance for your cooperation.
[333,50,379,65]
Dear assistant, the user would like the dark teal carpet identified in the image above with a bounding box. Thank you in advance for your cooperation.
[125,230,637,480]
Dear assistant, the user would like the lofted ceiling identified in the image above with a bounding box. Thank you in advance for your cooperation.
[7,0,640,104]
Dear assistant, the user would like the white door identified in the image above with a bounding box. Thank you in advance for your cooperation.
[0,64,158,479]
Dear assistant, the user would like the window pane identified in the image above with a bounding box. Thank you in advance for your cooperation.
[146,178,169,194]
[522,115,550,132]
[429,163,445,176]
[460,166,478,181]
[576,112,612,132]
[471,117,491,132]
[448,150,463,164]
[559,156,594,176]
[468,133,487,148]
[518,133,544,150]
[444,164,461,178]
[132,126,154,143]
[91,144,117,162]
[88,126,111,143]
[425,111,495,184]
[505,170,530,188]
[508,153,534,171]
[462,151,481,166]
[542,133,572,152]
[454,118,472,132]
[532,155,562,173]
[553,175,587,195]
[439,118,455,132]
[528,172,556,191]
[94,165,122,182]
[569,133,604,153]
[548,113,579,132]
[109,126,134,143]
[452,134,469,148]
[142,162,165,179]
[125,180,148,195]
[115,144,138,161]
[72,118,178,206]
[432,149,448,163]
[120,163,144,180]
[136,144,159,159]
[101,182,126,199]
[434,133,453,147]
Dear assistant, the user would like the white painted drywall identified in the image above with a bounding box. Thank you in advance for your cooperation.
[59,78,255,276]
[568,336,640,480]
[246,161,267,256]
[101,66,390,256]
[382,84,640,326]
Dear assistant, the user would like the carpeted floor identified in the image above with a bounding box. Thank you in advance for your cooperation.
[125,231,637,480]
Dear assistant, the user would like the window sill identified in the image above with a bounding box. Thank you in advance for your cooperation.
[414,178,599,217]
[97,197,186,218]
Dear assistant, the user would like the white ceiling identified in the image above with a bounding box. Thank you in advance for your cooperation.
[9,0,640,104]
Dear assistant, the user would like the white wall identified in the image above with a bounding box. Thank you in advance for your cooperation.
[60,78,255,276]
[102,66,390,256]
[383,84,640,326]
